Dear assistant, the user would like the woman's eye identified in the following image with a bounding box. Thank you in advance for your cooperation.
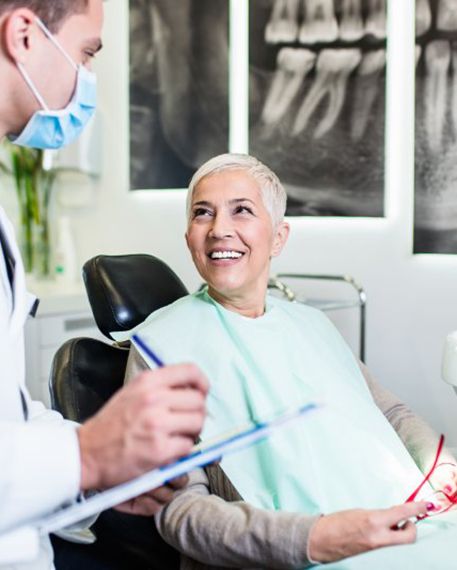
[192,208,211,218]
[234,205,253,215]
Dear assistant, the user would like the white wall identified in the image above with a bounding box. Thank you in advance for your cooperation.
[71,0,457,444]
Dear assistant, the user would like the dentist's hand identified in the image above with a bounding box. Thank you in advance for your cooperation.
[78,364,208,491]
[114,476,189,516]
[308,501,429,563]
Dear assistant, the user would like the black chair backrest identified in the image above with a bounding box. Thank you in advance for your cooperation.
[83,254,188,340]
[49,254,186,569]
[50,337,180,569]
[50,337,129,422]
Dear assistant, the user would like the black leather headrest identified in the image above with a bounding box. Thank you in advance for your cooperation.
[50,338,128,422]
[83,254,188,340]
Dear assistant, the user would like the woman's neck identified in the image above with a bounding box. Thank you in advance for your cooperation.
[207,286,267,318]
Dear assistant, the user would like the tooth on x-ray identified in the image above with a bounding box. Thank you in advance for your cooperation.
[365,0,386,40]
[452,43,457,140]
[265,0,300,44]
[425,41,451,154]
[292,48,362,138]
[351,50,386,141]
[339,0,364,42]
[437,0,457,31]
[416,0,431,36]
[299,0,339,44]
[262,48,316,126]
[416,44,422,67]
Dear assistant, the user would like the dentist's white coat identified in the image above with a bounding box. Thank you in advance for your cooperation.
[0,206,81,569]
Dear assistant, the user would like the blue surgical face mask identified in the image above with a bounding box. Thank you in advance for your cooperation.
[9,18,97,150]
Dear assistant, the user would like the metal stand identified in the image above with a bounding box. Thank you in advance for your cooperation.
[268,273,367,362]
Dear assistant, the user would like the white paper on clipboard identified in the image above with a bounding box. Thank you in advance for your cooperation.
[29,402,320,536]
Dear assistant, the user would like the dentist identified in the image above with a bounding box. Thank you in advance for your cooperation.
[0,1,208,568]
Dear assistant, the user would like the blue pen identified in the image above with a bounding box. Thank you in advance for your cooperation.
[132,334,164,368]
[131,333,216,420]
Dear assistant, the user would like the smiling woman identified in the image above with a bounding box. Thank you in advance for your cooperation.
[184,154,290,318]
[117,153,457,569]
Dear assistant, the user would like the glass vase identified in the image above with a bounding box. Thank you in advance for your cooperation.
[14,153,56,279]
[32,194,53,280]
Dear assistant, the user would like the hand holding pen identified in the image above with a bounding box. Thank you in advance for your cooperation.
[107,335,209,516]
[77,334,209,515]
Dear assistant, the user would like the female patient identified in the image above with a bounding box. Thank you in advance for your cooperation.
[122,154,457,569]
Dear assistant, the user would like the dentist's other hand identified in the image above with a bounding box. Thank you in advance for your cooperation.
[78,364,208,490]
[308,501,428,563]
[115,476,189,516]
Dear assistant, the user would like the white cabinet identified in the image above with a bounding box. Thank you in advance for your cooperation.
[24,278,106,407]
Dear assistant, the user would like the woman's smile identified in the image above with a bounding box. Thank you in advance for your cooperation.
[207,248,246,266]
[185,168,289,317]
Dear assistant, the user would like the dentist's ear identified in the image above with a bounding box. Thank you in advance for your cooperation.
[3,9,37,64]
[271,221,290,258]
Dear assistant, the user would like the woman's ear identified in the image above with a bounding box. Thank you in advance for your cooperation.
[3,9,37,64]
[271,221,290,258]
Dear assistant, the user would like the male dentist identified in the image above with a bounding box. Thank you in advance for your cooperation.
[0,1,208,568]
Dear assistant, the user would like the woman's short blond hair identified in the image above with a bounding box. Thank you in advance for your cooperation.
[186,153,287,227]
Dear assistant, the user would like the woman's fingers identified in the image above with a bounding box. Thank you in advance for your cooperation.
[384,501,428,528]
[386,520,417,545]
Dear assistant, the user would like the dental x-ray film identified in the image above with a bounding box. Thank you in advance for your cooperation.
[414,0,457,254]
[249,0,387,217]
[129,0,229,190]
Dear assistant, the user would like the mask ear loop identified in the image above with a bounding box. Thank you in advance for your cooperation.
[17,62,49,111]
[18,18,80,111]
[35,18,78,72]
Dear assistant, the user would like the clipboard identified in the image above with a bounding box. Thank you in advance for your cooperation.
[32,402,320,535]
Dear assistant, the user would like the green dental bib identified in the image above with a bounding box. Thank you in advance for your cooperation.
[130,288,457,568]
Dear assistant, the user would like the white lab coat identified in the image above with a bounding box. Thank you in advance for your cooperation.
[0,206,81,569]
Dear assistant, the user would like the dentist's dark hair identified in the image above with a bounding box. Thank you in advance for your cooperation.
[0,0,89,32]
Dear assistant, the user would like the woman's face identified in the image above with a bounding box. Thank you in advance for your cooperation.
[185,169,289,303]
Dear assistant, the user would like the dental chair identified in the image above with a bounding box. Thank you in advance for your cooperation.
[49,254,188,570]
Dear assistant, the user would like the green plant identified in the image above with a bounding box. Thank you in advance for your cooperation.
[1,140,93,277]
[0,143,56,275]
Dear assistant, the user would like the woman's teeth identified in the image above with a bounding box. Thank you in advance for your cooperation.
[210,251,243,259]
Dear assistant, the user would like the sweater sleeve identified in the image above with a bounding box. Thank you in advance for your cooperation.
[124,344,149,383]
[359,361,455,471]
[156,468,320,570]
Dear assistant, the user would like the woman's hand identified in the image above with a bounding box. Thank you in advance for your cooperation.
[308,501,429,563]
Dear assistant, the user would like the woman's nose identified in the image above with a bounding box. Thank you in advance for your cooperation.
[208,213,234,239]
